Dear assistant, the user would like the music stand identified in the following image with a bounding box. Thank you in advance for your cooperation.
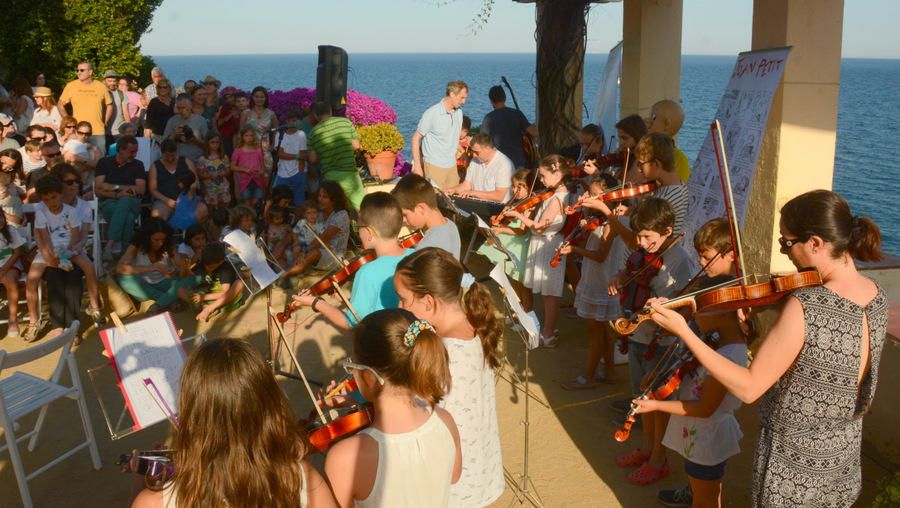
[487,264,547,507]
[87,312,206,440]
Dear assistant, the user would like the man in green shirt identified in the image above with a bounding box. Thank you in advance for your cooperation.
[307,102,364,210]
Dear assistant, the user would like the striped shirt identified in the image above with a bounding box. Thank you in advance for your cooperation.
[653,184,689,234]
[308,116,358,176]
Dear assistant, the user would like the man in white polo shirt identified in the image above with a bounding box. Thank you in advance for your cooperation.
[446,133,513,203]
[411,80,468,190]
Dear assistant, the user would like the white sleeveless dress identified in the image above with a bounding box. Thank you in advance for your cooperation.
[160,463,308,507]
[440,336,504,507]
[356,410,457,508]
[521,188,569,297]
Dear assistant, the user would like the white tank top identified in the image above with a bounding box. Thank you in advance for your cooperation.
[160,462,308,507]
[355,410,456,508]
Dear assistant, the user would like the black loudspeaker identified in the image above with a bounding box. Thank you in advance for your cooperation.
[316,45,348,111]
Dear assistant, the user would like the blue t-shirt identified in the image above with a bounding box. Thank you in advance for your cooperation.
[416,100,463,168]
[344,249,413,326]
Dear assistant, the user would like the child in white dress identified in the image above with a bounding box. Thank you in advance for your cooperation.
[504,155,570,347]
[395,247,505,507]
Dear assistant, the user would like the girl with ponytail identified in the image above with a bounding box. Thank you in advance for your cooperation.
[647,189,887,507]
[324,308,462,508]
[394,247,505,507]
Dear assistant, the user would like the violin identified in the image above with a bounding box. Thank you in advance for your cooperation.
[613,268,823,336]
[565,182,658,215]
[398,230,424,249]
[276,250,377,323]
[304,377,374,453]
[456,144,473,172]
[549,216,605,268]
[117,449,176,487]
[572,151,627,178]
[491,190,554,227]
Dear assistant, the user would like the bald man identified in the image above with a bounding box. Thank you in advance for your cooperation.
[646,99,690,183]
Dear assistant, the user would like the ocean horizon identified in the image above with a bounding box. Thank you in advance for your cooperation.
[152,53,900,253]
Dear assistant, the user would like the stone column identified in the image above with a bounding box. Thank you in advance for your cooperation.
[620,0,683,117]
[744,0,844,273]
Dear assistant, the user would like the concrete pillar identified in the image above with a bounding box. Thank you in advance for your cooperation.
[620,0,683,117]
[743,0,844,273]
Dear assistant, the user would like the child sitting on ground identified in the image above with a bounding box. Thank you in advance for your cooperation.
[168,171,208,231]
[178,223,207,268]
[209,207,229,241]
[0,212,26,337]
[391,173,461,259]
[222,205,256,241]
[292,200,323,256]
[263,205,295,267]
[23,175,104,341]
[263,184,295,228]
[292,192,411,329]
[178,241,246,323]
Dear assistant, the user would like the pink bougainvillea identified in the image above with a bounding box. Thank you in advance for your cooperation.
[228,87,397,126]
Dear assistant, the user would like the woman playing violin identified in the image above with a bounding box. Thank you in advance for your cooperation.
[131,338,337,508]
[647,190,887,508]
[630,218,749,508]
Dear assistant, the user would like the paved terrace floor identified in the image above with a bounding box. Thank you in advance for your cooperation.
[0,256,894,508]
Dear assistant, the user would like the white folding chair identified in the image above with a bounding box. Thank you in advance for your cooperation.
[0,321,101,508]
[88,199,104,276]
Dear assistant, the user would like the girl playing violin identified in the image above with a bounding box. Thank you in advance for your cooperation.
[394,248,505,507]
[480,168,534,310]
[630,218,749,508]
[325,308,463,508]
[131,338,337,508]
[647,190,886,508]
[504,155,570,347]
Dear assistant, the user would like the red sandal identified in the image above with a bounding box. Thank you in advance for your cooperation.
[627,460,670,486]
[615,448,650,468]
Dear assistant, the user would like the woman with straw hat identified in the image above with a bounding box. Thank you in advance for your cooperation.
[30,86,62,132]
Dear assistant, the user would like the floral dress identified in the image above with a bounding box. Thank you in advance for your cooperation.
[752,284,888,507]
[197,155,230,205]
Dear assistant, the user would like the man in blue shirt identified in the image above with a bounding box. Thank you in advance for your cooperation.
[411,80,468,190]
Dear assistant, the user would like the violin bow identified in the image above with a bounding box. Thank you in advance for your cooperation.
[302,220,345,269]
[617,232,686,290]
[710,120,746,281]
[269,307,329,426]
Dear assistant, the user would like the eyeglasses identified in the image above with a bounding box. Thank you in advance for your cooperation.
[76,68,89,73]
[77,131,91,136]
[63,179,79,185]
[341,358,386,385]
[63,125,76,130]
[778,236,808,250]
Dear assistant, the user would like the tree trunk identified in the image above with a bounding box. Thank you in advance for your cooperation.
[535,0,590,156]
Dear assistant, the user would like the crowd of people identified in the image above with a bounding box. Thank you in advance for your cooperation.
[1,67,888,508]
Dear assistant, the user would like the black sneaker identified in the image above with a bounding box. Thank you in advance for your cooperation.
[658,484,692,507]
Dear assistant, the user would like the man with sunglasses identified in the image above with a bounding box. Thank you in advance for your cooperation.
[57,61,113,154]
[95,135,145,257]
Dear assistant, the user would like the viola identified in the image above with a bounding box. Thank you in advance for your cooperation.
[490,190,555,227]
[276,250,377,323]
[304,377,375,453]
[613,268,823,336]
[549,216,605,268]
[398,230,424,249]
[565,182,658,215]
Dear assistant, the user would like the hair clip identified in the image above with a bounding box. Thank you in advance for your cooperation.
[404,319,435,347]
[460,273,475,290]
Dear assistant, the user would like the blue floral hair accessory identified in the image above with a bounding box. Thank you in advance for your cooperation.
[404,319,435,347]
[460,273,475,290]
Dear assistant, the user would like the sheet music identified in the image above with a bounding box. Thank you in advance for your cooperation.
[224,229,279,289]
[489,263,540,349]
[98,313,185,430]
[475,215,518,265]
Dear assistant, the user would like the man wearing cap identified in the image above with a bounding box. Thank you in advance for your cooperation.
[58,61,112,154]
[104,70,130,151]
[0,113,19,150]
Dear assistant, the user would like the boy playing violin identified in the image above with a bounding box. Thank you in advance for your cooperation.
[391,174,461,260]
[292,192,412,330]
[630,217,749,507]
[608,197,693,486]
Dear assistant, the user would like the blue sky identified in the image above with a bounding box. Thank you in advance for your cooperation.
[140,0,898,58]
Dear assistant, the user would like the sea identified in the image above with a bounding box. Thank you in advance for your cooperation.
[153,53,900,254]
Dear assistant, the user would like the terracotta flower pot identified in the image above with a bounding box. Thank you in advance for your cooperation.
[365,151,397,180]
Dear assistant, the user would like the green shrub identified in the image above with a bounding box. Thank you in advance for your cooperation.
[357,123,404,157]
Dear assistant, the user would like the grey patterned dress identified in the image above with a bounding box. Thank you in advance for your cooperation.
[752,283,888,507]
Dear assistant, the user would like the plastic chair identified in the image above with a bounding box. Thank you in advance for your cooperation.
[0,321,102,508]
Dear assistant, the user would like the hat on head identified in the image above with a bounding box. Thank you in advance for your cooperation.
[0,113,12,127]
[220,86,238,96]
[103,70,118,79]
[33,86,53,98]
[202,75,221,87]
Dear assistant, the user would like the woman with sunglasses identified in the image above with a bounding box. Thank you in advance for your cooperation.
[144,78,175,142]
[131,338,337,508]
[57,116,78,145]
[647,189,887,508]
[325,308,462,508]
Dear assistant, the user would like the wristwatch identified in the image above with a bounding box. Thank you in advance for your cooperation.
[114,184,121,192]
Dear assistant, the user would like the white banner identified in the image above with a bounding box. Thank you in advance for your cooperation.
[593,40,623,153]
[683,47,792,243]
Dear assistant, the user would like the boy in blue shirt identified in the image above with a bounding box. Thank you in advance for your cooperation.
[292,192,411,329]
